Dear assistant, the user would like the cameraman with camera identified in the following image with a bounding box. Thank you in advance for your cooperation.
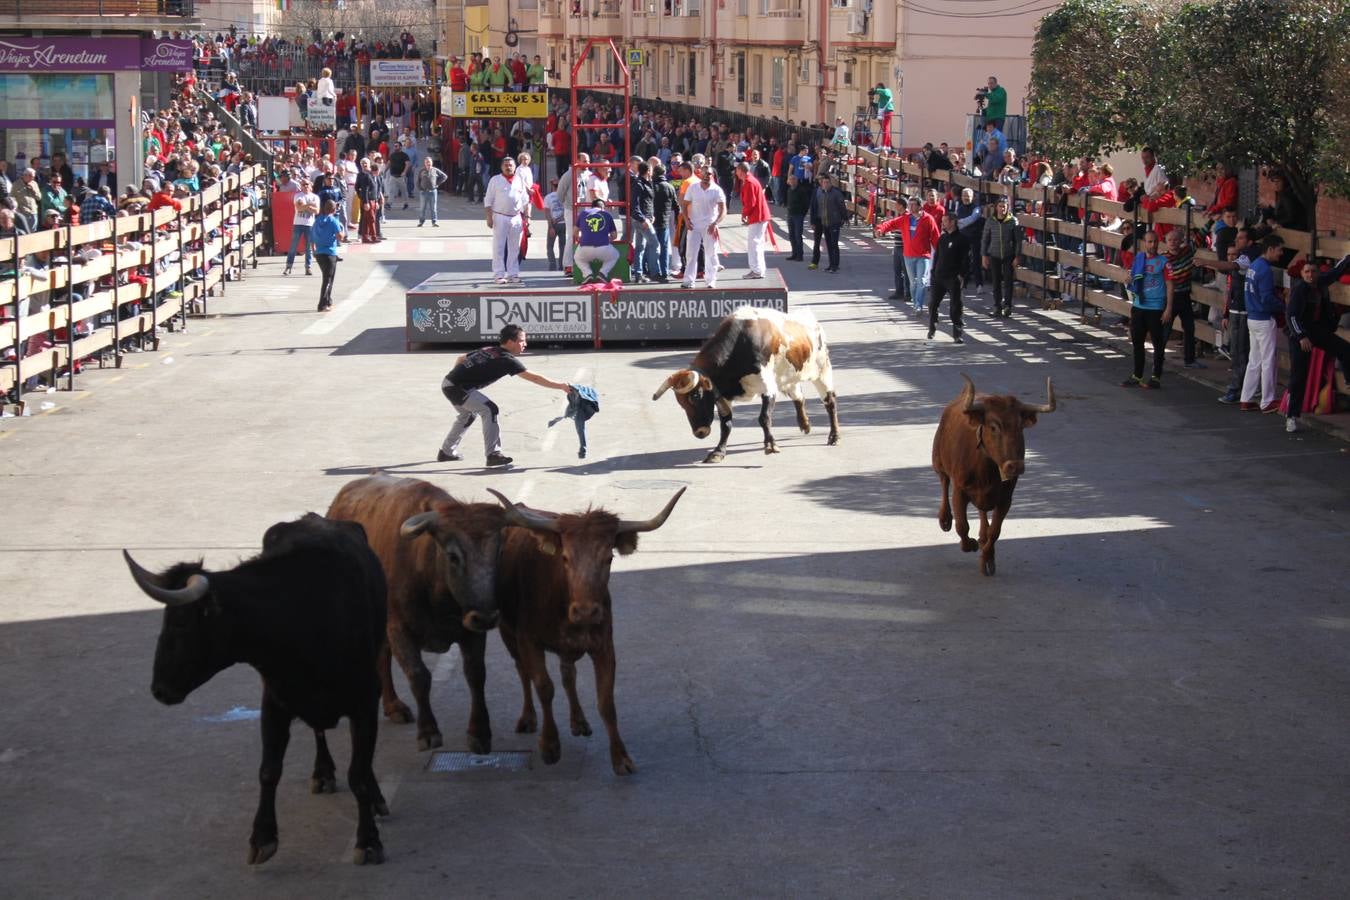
[974,76,1007,130]
[869,82,894,149]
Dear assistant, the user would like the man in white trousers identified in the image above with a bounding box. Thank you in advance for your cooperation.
[681,163,726,289]
[557,153,590,276]
[483,156,531,285]
[734,161,770,278]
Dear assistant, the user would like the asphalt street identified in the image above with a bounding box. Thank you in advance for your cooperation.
[1,196,1348,898]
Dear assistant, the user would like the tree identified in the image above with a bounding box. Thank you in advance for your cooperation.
[281,0,435,50]
[1029,0,1350,218]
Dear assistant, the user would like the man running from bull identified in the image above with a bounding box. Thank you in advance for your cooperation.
[438,325,574,467]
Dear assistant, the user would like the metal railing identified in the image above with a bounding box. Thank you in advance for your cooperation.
[2,0,195,15]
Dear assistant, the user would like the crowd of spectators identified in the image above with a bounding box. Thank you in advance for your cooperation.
[1,71,266,401]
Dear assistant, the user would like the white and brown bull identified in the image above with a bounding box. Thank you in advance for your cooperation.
[933,374,1056,576]
[652,306,840,463]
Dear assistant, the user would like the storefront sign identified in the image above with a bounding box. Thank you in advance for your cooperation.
[408,293,593,343]
[442,91,547,119]
[369,60,427,87]
[0,37,193,73]
[598,291,789,340]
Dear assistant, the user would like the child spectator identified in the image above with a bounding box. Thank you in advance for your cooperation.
[1123,230,1169,389]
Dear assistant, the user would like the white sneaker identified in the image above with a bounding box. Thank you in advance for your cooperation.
[1286,416,1300,433]
[507,276,524,285]
[494,276,507,285]
[682,281,695,289]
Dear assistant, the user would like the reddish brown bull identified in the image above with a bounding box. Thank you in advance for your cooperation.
[933,375,1056,576]
[327,474,539,753]
[486,487,686,775]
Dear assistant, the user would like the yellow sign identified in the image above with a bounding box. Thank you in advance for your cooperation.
[444,91,547,119]
[627,49,645,66]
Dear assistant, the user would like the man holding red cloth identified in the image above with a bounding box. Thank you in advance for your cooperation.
[736,161,771,279]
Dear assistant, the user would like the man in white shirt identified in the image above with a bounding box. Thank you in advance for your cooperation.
[286,178,320,276]
[543,182,566,270]
[681,164,726,289]
[483,156,532,284]
[1141,146,1168,199]
[557,153,589,275]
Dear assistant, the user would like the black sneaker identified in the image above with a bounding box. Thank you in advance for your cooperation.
[485,453,513,467]
[437,450,462,462]
[1145,376,1162,390]
[952,334,964,344]
[926,327,935,340]
[1121,375,1142,388]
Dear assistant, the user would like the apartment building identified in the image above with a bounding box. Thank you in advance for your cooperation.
[435,0,1049,149]
[195,0,282,34]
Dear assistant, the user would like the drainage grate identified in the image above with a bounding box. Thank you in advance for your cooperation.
[425,751,531,773]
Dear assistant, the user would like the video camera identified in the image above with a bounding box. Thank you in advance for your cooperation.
[973,86,989,110]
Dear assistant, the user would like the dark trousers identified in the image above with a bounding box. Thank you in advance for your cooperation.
[1171,287,1197,364]
[787,214,805,259]
[1223,314,1251,396]
[1130,306,1167,379]
[989,255,1015,308]
[315,253,337,309]
[1287,328,1350,417]
[810,220,824,265]
[822,224,841,270]
[892,244,910,298]
[963,229,984,285]
[929,274,964,335]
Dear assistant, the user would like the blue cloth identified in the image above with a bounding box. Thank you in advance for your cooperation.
[548,385,599,457]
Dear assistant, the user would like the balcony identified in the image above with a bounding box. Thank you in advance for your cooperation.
[540,0,563,30]
[631,8,702,41]
[0,0,199,23]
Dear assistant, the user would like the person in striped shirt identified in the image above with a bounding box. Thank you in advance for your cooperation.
[1163,229,1203,368]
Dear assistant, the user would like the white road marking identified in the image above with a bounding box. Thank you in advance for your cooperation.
[301,265,396,336]
[417,240,443,255]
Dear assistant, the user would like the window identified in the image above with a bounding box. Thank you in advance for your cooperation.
[664,49,673,93]
[0,74,113,123]
[687,53,697,94]
[771,56,784,105]
[738,0,747,13]
[735,52,746,102]
[830,0,848,7]
[842,59,853,87]
[751,55,763,103]
[686,0,700,12]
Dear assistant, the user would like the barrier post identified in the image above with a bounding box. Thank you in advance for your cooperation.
[110,212,120,369]
[1081,192,1090,319]
[177,204,188,331]
[149,209,159,345]
[65,220,74,392]
[9,229,20,413]
[1042,183,1050,304]
[198,196,208,316]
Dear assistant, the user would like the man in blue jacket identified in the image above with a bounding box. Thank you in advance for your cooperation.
[1239,236,1287,412]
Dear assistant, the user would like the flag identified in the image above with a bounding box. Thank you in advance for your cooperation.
[276,0,290,10]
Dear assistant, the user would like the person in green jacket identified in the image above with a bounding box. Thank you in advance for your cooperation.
[39,176,68,222]
[527,55,547,92]
[871,82,894,149]
[981,75,1007,130]
[487,60,510,92]
[469,57,488,90]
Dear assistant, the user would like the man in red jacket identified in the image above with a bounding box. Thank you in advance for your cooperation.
[877,196,940,313]
[551,124,571,179]
[735,161,771,278]
[448,57,468,92]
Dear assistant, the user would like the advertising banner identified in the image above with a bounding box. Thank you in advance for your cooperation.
[598,291,789,341]
[306,99,336,132]
[369,60,427,87]
[443,91,547,119]
[408,293,594,343]
[0,37,193,73]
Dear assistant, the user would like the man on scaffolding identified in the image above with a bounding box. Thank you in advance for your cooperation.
[870,82,894,149]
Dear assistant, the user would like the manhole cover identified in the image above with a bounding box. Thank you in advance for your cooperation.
[614,479,690,490]
[425,751,531,773]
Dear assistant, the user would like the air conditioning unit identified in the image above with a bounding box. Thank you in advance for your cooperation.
[846,11,866,34]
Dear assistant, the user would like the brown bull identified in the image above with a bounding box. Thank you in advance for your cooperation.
[486,487,686,775]
[326,474,539,753]
[932,374,1056,576]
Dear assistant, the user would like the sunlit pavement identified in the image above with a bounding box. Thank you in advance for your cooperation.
[2,197,1347,896]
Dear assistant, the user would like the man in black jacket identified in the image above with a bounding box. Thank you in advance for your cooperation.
[1284,253,1350,432]
[631,161,659,282]
[929,212,970,342]
[651,161,679,281]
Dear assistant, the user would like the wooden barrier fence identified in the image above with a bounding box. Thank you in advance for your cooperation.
[1,165,266,414]
[843,147,1350,377]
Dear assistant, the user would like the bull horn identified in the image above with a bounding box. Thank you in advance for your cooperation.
[122,550,209,607]
[1026,377,1057,414]
[652,370,700,401]
[400,510,440,538]
[617,487,688,534]
[485,488,563,533]
[960,373,984,413]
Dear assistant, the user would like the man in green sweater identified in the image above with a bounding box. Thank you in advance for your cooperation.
[982,75,1007,130]
[527,55,547,93]
[871,82,894,149]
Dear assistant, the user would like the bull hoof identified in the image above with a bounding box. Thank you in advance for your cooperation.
[827,433,841,446]
[416,731,443,752]
[384,701,414,724]
[540,741,561,765]
[467,731,492,755]
[612,754,637,776]
[352,842,385,866]
[310,773,338,794]
[960,538,979,553]
[571,717,592,737]
[247,840,278,866]
[981,558,996,576]
[515,715,538,734]
[702,450,726,464]
[799,423,811,434]
[938,511,952,532]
